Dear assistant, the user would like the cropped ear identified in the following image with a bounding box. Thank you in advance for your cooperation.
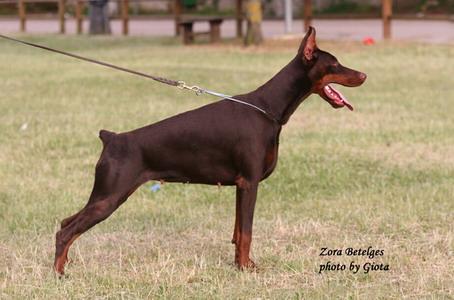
[298,26,317,61]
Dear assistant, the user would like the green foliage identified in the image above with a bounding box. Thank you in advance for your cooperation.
[316,0,378,14]
[419,0,454,13]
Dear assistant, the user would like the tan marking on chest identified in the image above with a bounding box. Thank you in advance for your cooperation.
[265,146,278,168]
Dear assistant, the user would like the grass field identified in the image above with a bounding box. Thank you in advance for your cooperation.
[0,36,453,299]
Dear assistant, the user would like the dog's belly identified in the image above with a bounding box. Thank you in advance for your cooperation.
[144,149,238,185]
[160,173,237,186]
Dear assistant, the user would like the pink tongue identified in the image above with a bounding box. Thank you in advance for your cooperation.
[330,85,354,111]
[343,98,354,111]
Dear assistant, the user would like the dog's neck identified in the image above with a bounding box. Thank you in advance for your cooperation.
[247,55,312,125]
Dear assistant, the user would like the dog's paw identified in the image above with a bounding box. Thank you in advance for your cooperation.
[237,258,257,271]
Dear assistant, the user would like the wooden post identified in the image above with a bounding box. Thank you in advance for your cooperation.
[75,0,83,34]
[303,0,312,32]
[18,0,26,32]
[174,0,182,36]
[58,0,66,34]
[180,22,193,44]
[235,0,243,38]
[382,0,392,39]
[244,0,263,46]
[209,19,222,43]
[121,0,129,35]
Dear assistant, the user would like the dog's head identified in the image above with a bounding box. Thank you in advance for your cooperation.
[298,27,366,111]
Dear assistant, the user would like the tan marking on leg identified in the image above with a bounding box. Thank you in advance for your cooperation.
[55,234,80,275]
[237,233,256,270]
[235,176,250,190]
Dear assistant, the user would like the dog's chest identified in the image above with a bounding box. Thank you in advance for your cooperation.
[265,143,277,164]
[262,134,280,179]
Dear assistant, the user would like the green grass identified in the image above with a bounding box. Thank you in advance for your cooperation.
[0,36,453,299]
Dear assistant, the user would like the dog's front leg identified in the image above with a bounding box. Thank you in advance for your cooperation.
[234,177,259,269]
[232,187,241,264]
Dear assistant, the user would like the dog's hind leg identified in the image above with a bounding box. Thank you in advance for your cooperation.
[54,144,146,275]
[59,130,118,231]
[60,212,81,229]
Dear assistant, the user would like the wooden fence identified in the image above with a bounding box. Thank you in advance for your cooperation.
[0,0,395,39]
[1,0,130,35]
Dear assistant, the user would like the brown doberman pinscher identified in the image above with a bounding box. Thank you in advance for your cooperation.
[54,27,366,275]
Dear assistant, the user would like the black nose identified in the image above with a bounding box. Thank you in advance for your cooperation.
[359,73,367,81]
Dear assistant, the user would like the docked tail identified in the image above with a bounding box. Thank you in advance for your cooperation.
[99,129,116,146]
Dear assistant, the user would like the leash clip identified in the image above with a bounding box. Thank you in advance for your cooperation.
[177,81,204,96]
[177,80,186,90]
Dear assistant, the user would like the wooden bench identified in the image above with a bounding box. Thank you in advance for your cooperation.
[178,16,223,45]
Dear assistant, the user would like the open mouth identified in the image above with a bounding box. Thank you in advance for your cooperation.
[322,84,354,111]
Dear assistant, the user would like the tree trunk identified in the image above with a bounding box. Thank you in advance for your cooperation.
[244,0,263,46]
[89,0,111,35]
